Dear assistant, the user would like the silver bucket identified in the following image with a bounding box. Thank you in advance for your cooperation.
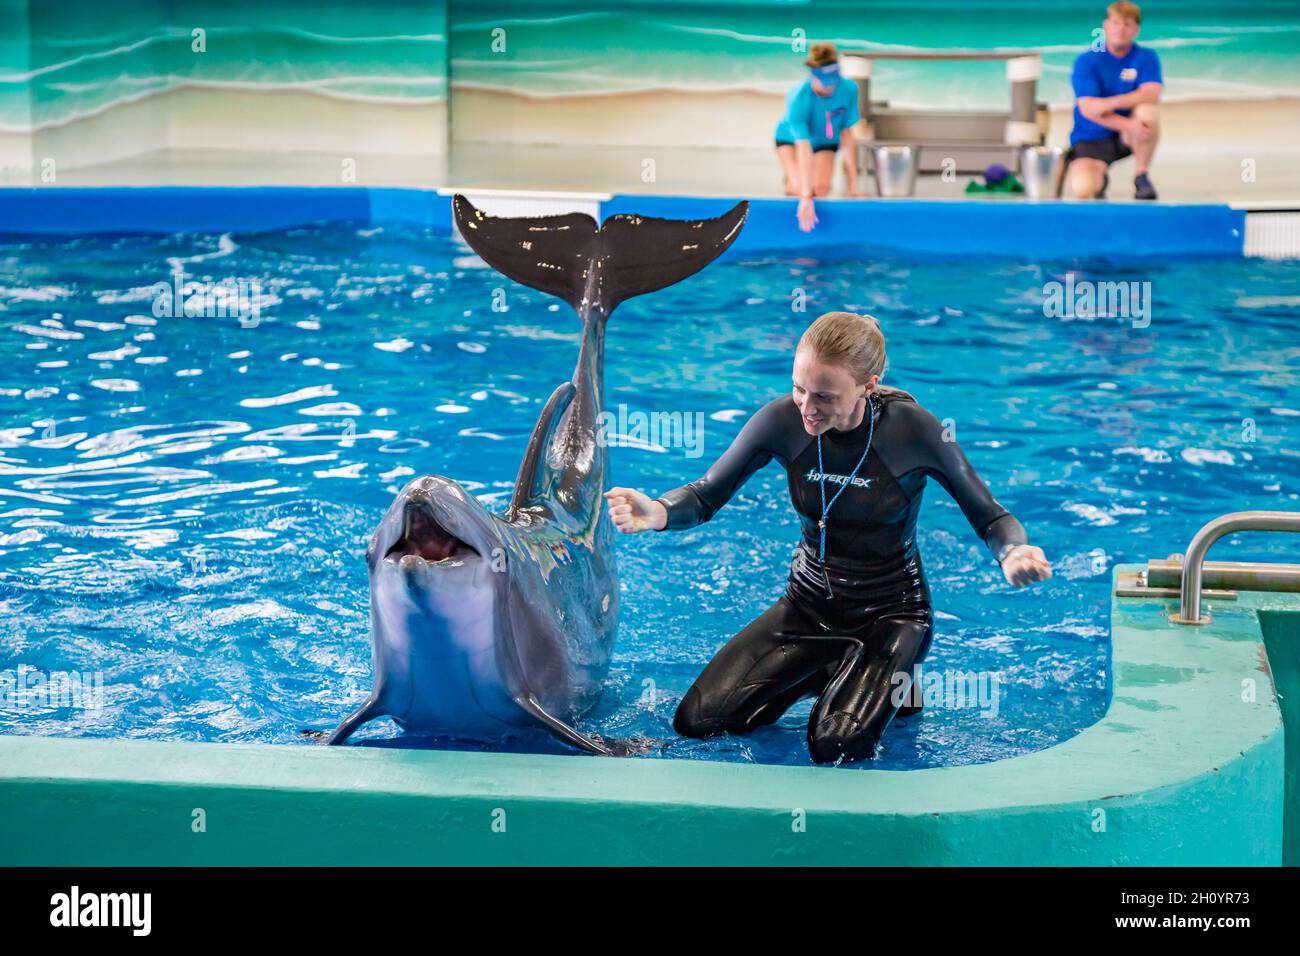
[1020,145,1064,199]
[872,145,919,198]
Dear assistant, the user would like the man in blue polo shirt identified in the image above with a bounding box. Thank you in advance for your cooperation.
[1065,1,1162,200]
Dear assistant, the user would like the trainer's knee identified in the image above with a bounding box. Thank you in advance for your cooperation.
[1132,102,1159,127]
[808,711,878,764]
[673,685,723,739]
[1068,168,1101,199]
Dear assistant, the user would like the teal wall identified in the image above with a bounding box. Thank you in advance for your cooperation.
[448,0,1300,108]
[2,1,1297,165]
[0,0,30,122]
[0,0,450,176]
[25,0,168,129]
[1,1,1297,173]
[0,0,32,175]
[1259,609,1300,867]
[5,0,448,127]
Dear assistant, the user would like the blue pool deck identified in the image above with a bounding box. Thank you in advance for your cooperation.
[0,186,1296,865]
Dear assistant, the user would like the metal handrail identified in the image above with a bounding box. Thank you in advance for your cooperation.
[1148,558,1300,592]
[1171,511,1300,624]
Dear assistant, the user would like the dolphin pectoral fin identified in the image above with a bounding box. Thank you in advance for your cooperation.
[597,735,667,757]
[325,695,385,746]
[514,693,616,756]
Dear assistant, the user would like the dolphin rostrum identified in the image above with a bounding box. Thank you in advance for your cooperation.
[326,194,748,753]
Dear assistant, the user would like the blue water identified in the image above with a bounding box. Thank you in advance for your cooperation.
[1,223,1297,768]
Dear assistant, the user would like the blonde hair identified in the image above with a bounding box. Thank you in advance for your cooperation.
[1107,1,1141,24]
[805,42,838,68]
[797,311,907,399]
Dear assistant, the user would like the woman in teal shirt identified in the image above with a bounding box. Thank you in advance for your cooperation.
[775,42,864,232]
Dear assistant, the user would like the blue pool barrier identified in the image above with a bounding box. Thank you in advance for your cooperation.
[602,195,1248,259]
[0,187,450,237]
[0,187,1248,259]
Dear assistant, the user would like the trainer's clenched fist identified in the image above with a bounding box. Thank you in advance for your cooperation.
[603,487,669,533]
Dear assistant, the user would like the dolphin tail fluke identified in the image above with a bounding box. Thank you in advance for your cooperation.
[452,194,749,317]
[325,695,385,746]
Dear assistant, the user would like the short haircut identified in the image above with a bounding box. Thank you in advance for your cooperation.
[1107,1,1141,24]
[805,42,838,68]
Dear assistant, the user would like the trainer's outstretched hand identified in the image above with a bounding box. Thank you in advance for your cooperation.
[604,487,668,534]
[1001,544,1053,587]
[797,196,818,233]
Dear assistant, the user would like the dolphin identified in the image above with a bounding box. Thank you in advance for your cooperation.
[326,193,748,753]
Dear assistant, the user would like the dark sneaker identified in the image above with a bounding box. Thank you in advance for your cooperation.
[1095,172,1109,199]
[1134,172,1158,200]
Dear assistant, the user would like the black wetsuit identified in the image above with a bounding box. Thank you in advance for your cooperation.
[657,388,1027,763]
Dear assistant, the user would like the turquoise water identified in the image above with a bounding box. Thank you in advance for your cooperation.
[1,222,1297,768]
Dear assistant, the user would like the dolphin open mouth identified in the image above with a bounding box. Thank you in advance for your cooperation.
[385,500,479,564]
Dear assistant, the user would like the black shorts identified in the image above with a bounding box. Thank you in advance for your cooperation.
[775,139,838,153]
[1067,135,1133,166]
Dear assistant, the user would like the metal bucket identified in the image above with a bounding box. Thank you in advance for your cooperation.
[872,145,919,198]
[1020,145,1064,199]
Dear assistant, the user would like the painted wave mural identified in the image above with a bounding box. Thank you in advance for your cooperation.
[3,0,447,132]
[0,0,1296,169]
[448,0,1300,107]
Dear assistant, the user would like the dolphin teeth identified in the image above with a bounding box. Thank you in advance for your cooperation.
[389,548,472,569]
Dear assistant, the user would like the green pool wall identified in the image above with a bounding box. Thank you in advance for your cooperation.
[1258,609,1300,867]
[0,565,1290,866]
